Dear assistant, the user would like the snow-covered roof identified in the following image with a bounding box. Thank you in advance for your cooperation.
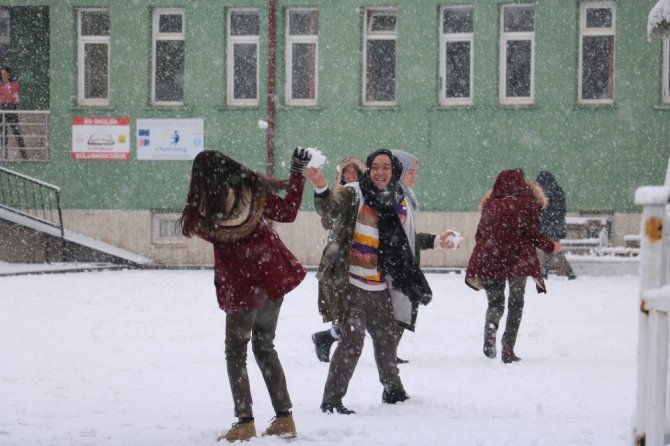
[648,0,670,41]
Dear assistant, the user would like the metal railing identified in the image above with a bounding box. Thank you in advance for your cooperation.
[0,110,50,160]
[0,165,65,261]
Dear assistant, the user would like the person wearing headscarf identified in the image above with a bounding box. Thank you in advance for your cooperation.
[536,170,576,280]
[389,149,461,364]
[465,169,561,364]
[304,149,430,414]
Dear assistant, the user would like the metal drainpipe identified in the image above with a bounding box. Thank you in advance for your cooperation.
[266,0,277,179]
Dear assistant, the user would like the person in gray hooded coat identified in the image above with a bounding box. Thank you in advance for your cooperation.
[390,150,461,363]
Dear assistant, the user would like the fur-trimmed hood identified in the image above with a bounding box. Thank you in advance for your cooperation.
[333,157,365,188]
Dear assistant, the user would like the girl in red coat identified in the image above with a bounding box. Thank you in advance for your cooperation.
[465,169,561,364]
[178,149,310,441]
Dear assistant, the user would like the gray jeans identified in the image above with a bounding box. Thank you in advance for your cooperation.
[482,277,527,350]
[225,297,291,417]
[322,285,403,405]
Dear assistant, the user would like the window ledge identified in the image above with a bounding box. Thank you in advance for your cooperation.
[215,105,261,111]
[572,103,617,110]
[71,105,114,110]
[433,105,475,111]
[145,104,192,112]
[653,104,670,111]
[356,105,399,111]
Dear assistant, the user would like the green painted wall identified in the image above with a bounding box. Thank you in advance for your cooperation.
[1,0,667,213]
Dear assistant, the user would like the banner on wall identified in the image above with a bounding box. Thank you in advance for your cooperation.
[72,117,131,160]
[136,119,204,160]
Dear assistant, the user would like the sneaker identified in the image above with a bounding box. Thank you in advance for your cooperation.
[483,323,497,359]
[395,357,409,364]
[262,413,296,439]
[312,330,336,363]
[217,419,256,442]
[382,388,410,404]
[501,349,521,364]
[320,402,355,415]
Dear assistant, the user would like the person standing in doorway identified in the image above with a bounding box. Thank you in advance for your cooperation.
[0,65,27,159]
[178,148,311,441]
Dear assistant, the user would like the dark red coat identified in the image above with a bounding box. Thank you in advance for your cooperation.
[465,169,555,293]
[201,173,307,314]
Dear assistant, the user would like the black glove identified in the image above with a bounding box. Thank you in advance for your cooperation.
[419,293,432,306]
[290,147,311,174]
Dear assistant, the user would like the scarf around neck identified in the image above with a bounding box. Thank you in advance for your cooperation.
[359,150,432,305]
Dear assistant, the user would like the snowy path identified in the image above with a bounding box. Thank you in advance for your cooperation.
[0,270,639,446]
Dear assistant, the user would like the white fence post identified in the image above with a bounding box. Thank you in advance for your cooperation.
[634,185,670,446]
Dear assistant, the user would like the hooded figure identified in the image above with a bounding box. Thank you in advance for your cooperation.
[536,170,576,279]
[465,169,559,364]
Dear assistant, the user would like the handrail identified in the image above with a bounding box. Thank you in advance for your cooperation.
[0,165,65,261]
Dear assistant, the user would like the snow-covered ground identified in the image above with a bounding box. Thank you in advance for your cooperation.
[0,269,640,446]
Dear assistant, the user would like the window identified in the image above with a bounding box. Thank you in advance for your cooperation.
[227,9,259,106]
[285,9,319,106]
[499,4,534,105]
[440,5,474,106]
[152,8,185,106]
[664,37,670,104]
[0,8,9,65]
[363,8,396,106]
[151,212,184,245]
[579,2,616,104]
[78,8,110,106]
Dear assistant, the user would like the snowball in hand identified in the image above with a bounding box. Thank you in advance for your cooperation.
[306,148,326,168]
[446,231,462,249]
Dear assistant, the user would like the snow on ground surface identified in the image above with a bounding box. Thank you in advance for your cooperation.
[0,269,640,446]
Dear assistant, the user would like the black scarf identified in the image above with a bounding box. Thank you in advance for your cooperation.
[359,150,432,305]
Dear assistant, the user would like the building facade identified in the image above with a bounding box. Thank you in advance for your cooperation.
[0,0,666,267]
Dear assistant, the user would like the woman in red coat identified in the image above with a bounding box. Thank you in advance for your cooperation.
[465,169,561,364]
[178,148,310,441]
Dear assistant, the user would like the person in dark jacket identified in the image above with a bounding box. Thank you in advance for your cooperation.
[178,148,310,442]
[465,169,561,364]
[312,157,366,363]
[536,170,576,280]
[304,149,431,414]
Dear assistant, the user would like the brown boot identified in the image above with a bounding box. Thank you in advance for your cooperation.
[217,419,256,442]
[262,413,297,439]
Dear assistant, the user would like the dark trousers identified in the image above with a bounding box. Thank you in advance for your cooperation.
[482,277,527,350]
[225,297,291,417]
[1,107,26,158]
[322,285,403,405]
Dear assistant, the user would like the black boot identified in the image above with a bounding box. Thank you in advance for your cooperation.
[501,348,521,364]
[312,330,336,362]
[382,388,410,404]
[321,402,355,415]
[483,322,497,359]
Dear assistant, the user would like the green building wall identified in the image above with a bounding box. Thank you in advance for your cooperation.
[1,0,667,213]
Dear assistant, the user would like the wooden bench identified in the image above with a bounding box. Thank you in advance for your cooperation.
[561,215,612,255]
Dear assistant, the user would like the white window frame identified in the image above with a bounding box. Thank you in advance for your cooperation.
[285,8,319,106]
[151,8,185,106]
[77,8,110,106]
[363,7,397,107]
[578,1,616,105]
[499,4,535,106]
[227,8,260,107]
[439,5,474,106]
[664,37,670,104]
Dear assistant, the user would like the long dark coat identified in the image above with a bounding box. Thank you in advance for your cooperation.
[465,169,555,293]
[199,173,307,314]
[536,170,567,241]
